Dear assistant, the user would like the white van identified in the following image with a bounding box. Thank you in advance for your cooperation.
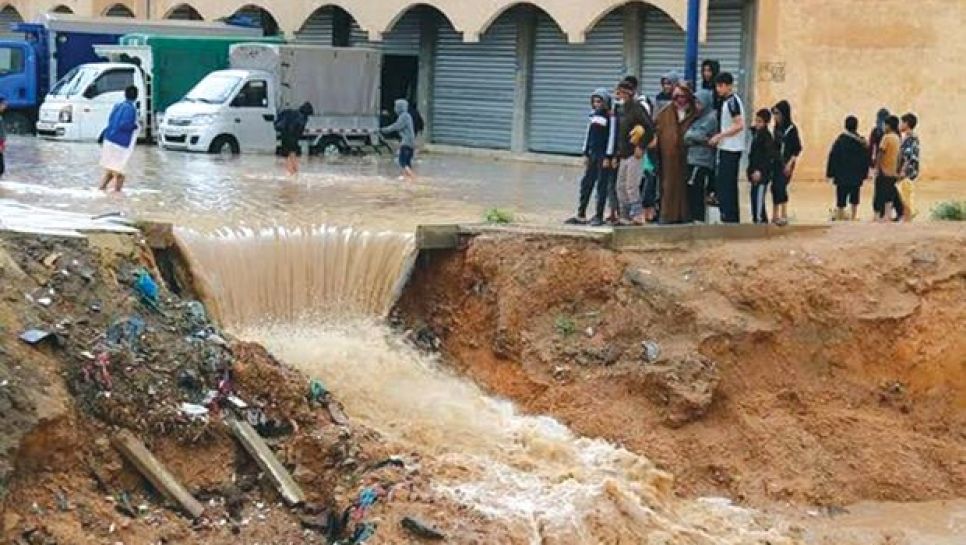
[159,69,277,154]
[36,63,145,140]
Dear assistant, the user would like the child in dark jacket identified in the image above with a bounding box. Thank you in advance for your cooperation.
[747,109,777,224]
[826,115,869,221]
[567,88,616,225]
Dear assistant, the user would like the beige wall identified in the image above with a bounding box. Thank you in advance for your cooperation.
[754,0,964,181]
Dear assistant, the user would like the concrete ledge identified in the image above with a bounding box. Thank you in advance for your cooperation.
[421,144,583,167]
[415,222,830,250]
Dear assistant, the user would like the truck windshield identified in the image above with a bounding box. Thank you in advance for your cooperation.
[184,75,242,104]
[49,67,96,97]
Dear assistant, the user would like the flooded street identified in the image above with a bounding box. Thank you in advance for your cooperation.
[1,136,963,232]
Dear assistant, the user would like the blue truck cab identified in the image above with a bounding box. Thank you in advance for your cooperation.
[0,13,260,136]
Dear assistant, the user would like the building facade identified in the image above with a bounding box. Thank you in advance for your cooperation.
[0,0,959,180]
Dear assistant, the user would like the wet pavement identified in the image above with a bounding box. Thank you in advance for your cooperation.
[1,136,964,232]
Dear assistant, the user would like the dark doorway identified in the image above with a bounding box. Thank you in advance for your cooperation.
[380,54,418,125]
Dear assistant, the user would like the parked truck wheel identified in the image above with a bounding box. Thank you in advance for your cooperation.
[4,113,33,135]
[209,135,240,156]
[314,136,348,158]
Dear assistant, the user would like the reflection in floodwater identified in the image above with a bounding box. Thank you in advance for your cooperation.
[2,137,964,232]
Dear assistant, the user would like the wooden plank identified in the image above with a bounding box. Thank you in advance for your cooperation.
[111,430,205,519]
[228,417,306,506]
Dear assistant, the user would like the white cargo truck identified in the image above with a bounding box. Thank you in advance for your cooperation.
[159,44,385,155]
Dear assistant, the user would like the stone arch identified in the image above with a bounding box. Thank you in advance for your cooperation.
[164,3,204,20]
[0,3,23,38]
[103,3,135,17]
[578,0,688,41]
[380,3,456,39]
[476,2,565,40]
[50,4,73,13]
[296,4,363,46]
[230,3,281,36]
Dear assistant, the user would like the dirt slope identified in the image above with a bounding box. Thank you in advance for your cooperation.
[397,223,966,508]
[0,232,500,545]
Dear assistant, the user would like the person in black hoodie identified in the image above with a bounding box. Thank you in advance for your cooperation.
[771,100,802,226]
[566,88,616,225]
[747,109,777,224]
[700,59,720,92]
[826,115,869,221]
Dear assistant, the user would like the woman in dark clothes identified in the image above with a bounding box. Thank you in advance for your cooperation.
[771,100,803,226]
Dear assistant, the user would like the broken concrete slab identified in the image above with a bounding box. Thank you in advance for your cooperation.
[111,430,205,519]
[228,417,306,506]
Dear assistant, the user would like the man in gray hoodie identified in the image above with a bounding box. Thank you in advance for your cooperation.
[683,89,718,222]
[380,98,416,181]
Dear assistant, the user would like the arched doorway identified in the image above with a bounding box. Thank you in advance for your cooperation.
[230,5,280,36]
[295,5,354,47]
[0,4,23,39]
[50,4,73,14]
[165,3,203,21]
[103,3,135,17]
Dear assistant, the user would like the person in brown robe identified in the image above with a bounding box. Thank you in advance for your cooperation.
[655,83,699,224]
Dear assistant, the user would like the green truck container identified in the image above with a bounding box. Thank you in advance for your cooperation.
[93,34,282,139]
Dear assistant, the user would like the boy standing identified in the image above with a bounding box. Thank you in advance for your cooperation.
[825,115,869,221]
[747,109,776,224]
[0,97,6,177]
[897,113,920,222]
[379,98,416,181]
[614,80,654,225]
[567,88,615,225]
[874,116,902,222]
[709,72,746,223]
[684,89,717,223]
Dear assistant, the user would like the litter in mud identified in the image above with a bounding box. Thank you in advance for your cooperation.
[227,416,306,506]
[401,516,445,540]
[111,429,206,519]
[18,328,54,345]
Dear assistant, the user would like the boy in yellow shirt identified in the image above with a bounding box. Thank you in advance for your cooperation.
[874,116,901,222]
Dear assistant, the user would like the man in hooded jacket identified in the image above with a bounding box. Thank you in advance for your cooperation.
[567,88,617,225]
[826,115,869,221]
[684,89,718,222]
[380,98,417,181]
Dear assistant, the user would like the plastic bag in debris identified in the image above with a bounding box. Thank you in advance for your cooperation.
[106,316,145,348]
[134,270,159,304]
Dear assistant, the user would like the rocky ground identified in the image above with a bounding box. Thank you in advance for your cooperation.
[0,231,496,544]
[397,223,966,509]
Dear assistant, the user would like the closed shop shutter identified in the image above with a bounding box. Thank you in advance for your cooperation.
[295,8,335,45]
[0,6,22,39]
[104,4,135,18]
[528,10,624,154]
[351,10,422,56]
[704,0,747,93]
[166,5,202,20]
[641,0,747,95]
[640,7,684,99]
[431,16,517,149]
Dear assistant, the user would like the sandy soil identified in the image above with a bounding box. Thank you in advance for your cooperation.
[397,223,966,508]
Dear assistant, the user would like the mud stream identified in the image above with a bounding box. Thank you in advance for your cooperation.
[173,226,964,544]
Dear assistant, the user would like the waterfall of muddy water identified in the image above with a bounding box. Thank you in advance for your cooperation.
[175,226,417,327]
[176,227,795,544]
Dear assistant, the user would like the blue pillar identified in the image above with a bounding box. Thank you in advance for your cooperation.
[685,0,701,87]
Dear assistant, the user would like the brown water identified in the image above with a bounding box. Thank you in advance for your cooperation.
[1,137,963,232]
[5,135,962,542]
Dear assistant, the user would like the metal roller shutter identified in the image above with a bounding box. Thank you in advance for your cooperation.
[104,4,135,17]
[640,7,684,99]
[351,10,422,55]
[295,8,335,45]
[641,0,747,94]
[166,5,202,20]
[432,16,517,149]
[704,0,747,92]
[528,10,624,154]
[0,6,23,39]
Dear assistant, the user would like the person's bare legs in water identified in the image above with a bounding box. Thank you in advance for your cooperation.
[286,152,299,176]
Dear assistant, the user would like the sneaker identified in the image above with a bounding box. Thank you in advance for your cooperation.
[564,216,588,225]
[589,217,604,227]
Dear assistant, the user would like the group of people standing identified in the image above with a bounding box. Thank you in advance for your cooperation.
[567,59,802,227]
[825,108,920,222]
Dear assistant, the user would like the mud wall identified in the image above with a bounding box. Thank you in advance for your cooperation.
[754,0,964,181]
[396,225,966,506]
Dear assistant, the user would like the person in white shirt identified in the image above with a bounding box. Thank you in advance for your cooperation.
[709,72,746,223]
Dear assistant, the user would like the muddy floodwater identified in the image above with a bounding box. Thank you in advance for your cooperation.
[1,137,964,231]
[2,136,964,543]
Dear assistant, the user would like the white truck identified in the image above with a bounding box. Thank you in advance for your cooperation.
[34,23,261,142]
[159,43,385,155]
